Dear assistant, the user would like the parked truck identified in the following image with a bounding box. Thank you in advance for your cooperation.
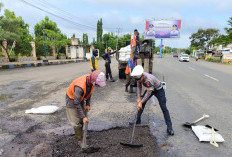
[116,39,154,79]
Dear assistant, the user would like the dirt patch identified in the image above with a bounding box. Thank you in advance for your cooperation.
[1,122,169,157]
[0,93,17,102]
[52,126,169,157]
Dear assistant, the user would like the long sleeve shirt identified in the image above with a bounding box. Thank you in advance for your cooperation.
[137,72,161,103]
[66,86,92,119]
[102,51,116,64]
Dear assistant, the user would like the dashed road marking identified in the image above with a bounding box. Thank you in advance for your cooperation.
[189,67,195,71]
[204,74,219,82]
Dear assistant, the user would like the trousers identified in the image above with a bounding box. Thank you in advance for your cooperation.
[105,62,112,79]
[137,88,173,129]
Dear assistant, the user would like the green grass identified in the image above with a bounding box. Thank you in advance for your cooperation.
[206,58,221,63]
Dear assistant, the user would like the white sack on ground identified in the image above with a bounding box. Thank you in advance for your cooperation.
[192,125,225,142]
[25,105,59,114]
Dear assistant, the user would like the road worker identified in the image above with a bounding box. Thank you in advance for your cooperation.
[90,49,98,72]
[102,47,117,82]
[130,65,174,135]
[125,53,137,93]
[65,70,106,148]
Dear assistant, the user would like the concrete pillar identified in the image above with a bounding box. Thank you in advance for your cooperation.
[2,39,9,62]
[30,41,37,60]
[52,45,56,59]
[65,45,69,58]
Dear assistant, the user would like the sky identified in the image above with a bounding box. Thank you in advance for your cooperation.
[1,0,232,48]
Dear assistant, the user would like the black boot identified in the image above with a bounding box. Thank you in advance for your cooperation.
[129,118,141,125]
[106,75,109,81]
[167,128,174,136]
[129,85,133,93]
[109,77,115,82]
[125,86,128,92]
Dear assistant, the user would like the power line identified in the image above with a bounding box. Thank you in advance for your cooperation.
[20,0,97,31]
[37,0,97,29]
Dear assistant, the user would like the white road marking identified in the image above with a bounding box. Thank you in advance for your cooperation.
[204,74,219,82]
[189,67,195,71]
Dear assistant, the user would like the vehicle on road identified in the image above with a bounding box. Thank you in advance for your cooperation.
[179,54,189,62]
[173,53,178,57]
[116,39,153,79]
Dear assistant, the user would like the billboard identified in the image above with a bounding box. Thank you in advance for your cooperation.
[145,19,181,39]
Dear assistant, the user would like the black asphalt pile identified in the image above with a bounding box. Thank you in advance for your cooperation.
[52,126,169,157]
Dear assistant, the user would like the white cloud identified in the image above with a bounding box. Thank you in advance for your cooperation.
[130,16,144,25]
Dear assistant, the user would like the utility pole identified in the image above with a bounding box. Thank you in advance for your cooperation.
[84,34,86,59]
[116,28,120,50]
[43,29,47,58]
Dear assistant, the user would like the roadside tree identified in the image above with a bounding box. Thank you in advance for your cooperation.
[0,8,32,59]
[34,16,71,57]
[189,28,219,50]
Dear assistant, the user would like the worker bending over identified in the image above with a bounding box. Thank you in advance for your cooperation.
[65,70,106,148]
[130,65,174,135]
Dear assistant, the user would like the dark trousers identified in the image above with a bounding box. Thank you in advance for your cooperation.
[125,74,134,88]
[105,62,112,79]
[137,88,173,129]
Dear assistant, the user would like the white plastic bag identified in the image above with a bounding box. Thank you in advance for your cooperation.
[192,125,225,142]
[25,105,59,114]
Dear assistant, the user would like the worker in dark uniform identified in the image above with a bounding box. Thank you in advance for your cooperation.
[65,70,106,148]
[90,49,98,72]
[102,47,117,82]
[130,65,174,135]
[125,53,137,93]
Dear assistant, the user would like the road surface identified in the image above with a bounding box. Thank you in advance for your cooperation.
[0,55,231,156]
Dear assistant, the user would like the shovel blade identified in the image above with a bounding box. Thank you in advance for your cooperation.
[183,122,194,128]
[120,142,143,148]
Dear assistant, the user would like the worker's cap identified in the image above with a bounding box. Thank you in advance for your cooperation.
[107,47,111,50]
[149,24,154,28]
[95,72,106,87]
[90,70,106,87]
[131,65,144,80]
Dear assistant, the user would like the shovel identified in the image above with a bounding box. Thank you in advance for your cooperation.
[210,127,219,148]
[81,111,100,153]
[183,114,209,128]
[120,112,143,148]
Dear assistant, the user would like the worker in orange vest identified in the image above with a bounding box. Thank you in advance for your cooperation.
[125,53,137,93]
[65,70,106,148]
[131,29,138,54]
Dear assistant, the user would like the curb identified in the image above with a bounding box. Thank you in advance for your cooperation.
[0,59,89,70]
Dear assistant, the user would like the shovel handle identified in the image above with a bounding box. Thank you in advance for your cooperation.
[210,127,219,148]
[193,114,209,124]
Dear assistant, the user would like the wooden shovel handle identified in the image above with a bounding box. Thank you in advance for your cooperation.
[193,114,209,124]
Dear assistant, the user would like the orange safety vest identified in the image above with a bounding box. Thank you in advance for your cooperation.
[66,74,94,102]
[125,58,137,74]
[130,34,137,47]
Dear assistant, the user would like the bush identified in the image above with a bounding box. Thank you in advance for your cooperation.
[206,58,221,62]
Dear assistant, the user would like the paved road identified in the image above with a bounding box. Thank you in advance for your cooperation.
[151,55,232,156]
[0,56,231,156]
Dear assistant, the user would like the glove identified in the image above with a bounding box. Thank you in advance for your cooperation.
[161,82,166,90]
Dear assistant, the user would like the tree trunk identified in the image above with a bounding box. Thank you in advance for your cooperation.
[1,39,10,62]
